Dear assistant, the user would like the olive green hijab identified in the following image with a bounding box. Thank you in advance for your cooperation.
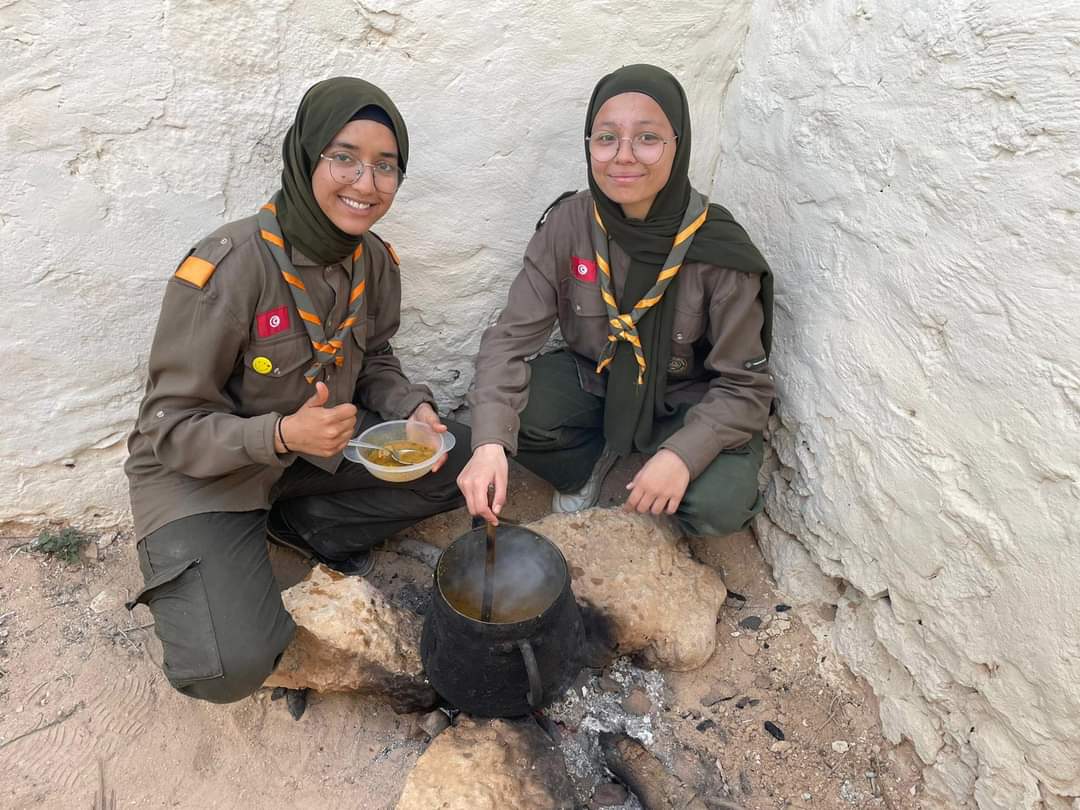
[584,64,772,455]
[276,77,409,265]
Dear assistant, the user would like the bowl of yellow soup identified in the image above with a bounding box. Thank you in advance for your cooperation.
[344,419,455,483]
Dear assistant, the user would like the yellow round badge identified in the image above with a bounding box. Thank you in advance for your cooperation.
[252,356,273,375]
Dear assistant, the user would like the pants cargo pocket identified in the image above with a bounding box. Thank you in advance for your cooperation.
[126,558,224,688]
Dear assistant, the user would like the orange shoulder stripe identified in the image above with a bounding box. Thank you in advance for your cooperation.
[175,256,216,288]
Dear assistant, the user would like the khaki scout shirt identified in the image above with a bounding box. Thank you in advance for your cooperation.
[125,215,433,539]
[468,191,774,480]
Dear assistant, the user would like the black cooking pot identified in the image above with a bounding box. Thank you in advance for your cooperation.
[420,523,584,717]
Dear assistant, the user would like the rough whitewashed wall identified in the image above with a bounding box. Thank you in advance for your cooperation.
[0,0,751,527]
[715,1,1080,808]
[6,2,1080,806]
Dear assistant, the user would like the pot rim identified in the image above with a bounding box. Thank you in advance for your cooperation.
[434,524,570,627]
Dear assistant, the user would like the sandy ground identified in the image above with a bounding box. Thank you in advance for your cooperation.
[0,461,929,810]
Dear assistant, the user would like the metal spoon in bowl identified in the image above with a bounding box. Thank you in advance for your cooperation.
[347,439,432,465]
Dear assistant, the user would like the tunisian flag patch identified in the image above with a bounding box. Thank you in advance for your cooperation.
[571,256,597,283]
[256,305,290,338]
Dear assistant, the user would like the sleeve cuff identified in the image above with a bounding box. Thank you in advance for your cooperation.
[659,421,726,481]
[244,412,291,468]
[395,387,436,421]
[469,401,521,455]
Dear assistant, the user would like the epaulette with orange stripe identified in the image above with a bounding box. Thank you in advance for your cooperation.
[368,231,400,266]
[173,233,234,289]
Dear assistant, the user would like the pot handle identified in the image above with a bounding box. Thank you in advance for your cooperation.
[517,639,543,708]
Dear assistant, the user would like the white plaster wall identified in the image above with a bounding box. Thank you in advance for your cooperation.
[0,0,751,527]
[7,1,1080,805]
[716,1,1080,807]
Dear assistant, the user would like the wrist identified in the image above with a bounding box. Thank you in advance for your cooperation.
[476,443,507,459]
[276,415,292,454]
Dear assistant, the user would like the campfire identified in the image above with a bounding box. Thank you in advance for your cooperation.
[265,507,737,808]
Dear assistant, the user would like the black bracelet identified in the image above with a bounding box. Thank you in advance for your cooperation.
[276,417,292,454]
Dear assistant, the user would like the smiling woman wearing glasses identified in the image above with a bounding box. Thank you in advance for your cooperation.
[124,77,469,706]
[458,64,775,552]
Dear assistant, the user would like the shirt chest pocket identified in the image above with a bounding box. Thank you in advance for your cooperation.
[669,303,707,379]
[559,276,609,357]
[236,334,314,416]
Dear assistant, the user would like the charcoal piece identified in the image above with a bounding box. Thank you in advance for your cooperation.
[286,687,309,720]
[764,720,784,740]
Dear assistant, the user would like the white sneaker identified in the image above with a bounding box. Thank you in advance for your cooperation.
[551,447,620,513]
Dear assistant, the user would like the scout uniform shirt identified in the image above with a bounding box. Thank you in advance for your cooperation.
[468,191,774,480]
[125,216,433,540]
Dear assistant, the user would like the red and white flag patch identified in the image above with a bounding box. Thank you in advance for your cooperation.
[571,255,597,283]
[256,305,290,338]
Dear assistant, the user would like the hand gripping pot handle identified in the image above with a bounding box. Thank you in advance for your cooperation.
[517,639,543,708]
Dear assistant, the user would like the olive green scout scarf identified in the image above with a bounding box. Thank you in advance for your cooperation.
[584,64,773,456]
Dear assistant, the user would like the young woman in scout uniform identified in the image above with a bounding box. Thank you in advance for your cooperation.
[458,64,774,540]
[125,77,469,704]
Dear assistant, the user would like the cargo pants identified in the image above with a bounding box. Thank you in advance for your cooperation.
[128,417,469,704]
[514,351,764,537]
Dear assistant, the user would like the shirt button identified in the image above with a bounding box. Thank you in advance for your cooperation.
[155,410,165,418]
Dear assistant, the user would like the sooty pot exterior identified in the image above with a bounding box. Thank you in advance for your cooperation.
[420,527,584,717]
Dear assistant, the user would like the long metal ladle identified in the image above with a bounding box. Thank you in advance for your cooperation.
[480,487,498,623]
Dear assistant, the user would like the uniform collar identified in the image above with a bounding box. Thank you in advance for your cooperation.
[289,243,350,272]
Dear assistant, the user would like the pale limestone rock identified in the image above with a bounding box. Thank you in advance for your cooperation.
[395,717,574,810]
[264,565,435,713]
[526,509,727,672]
[89,588,123,614]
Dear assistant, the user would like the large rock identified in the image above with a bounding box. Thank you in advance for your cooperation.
[526,509,727,671]
[395,716,574,810]
[264,565,436,713]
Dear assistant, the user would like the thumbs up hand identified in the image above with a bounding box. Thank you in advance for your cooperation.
[275,381,358,457]
[302,381,331,409]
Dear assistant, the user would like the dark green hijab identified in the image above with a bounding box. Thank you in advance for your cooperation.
[276,77,409,265]
[584,64,773,455]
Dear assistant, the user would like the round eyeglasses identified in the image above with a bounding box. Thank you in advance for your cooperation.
[319,152,404,193]
[585,131,677,165]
